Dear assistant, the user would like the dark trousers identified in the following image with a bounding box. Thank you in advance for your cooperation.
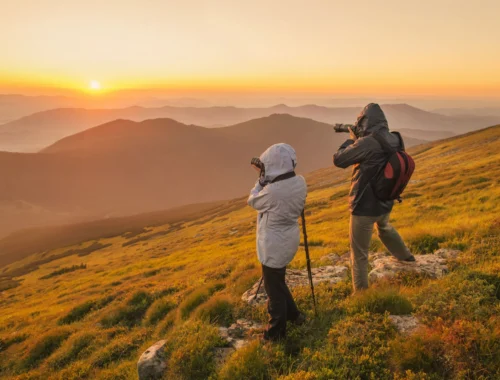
[262,264,300,340]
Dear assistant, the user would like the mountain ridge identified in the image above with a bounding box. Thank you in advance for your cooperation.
[1,103,496,152]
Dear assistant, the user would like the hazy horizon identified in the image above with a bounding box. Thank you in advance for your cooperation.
[2,0,500,106]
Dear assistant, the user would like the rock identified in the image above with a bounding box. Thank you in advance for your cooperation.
[368,249,460,282]
[218,318,264,350]
[241,265,349,305]
[137,340,168,380]
[389,315,420,334]
[434,248,460,259]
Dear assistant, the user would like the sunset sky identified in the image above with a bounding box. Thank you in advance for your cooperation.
[2,0,499,98]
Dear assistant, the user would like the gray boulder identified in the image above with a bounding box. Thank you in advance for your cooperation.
[137,340,168,380]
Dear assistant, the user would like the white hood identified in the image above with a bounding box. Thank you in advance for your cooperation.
[259,143,297,183]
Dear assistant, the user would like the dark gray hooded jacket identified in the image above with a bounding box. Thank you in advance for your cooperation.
[333,103,403,216]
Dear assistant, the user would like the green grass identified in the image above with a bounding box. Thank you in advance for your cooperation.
[346,287,413,315]
[144,298,176,326]
[0,126,499,379]
[217,340,270,380]
[100,291,153,328]
[21,328,72,370]
[195,295,235,326]
[58,295,114,325]
[179,289,211,319]
[39,263,87,280]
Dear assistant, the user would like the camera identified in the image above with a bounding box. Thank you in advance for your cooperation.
[251,157,264,170]
[333,123,354,133]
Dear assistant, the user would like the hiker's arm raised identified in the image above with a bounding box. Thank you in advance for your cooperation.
[247,181,272,212]
[333,138,369,168]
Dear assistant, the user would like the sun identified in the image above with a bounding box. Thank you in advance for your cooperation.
[89,80,101,91]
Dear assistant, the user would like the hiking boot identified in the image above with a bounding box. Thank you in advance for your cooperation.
[391,254,416,263]
[292,313,307,326]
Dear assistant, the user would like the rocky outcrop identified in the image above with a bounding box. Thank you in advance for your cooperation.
[368,249,460,282]
[241,265,349,305]
[137,340,168,380]
[389,315,420,334]
[218,319,264,350]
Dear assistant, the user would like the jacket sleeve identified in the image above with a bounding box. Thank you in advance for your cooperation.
[247,181,273,212]
[333,138,370,168]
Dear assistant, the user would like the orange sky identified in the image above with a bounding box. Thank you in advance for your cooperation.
[2,0,499,98]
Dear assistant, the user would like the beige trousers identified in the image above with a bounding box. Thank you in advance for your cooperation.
[350,213,412,291]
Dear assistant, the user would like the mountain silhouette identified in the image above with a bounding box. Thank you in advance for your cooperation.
[0,114,425,237]
[1,103,496,152]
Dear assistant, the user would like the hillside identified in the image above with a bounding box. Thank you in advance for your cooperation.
[0,114,425,238]
[1,103,496,152]
[0,125,499,379]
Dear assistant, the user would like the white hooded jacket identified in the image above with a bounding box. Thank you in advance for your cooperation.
[247,144,307,268]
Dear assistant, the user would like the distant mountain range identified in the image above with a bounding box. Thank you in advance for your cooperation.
[0,114,425,238]
[432,107,500,118]
[1,103,497,152]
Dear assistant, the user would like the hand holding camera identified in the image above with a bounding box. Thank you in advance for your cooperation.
[250,157,267,187]
[333,123,358,141]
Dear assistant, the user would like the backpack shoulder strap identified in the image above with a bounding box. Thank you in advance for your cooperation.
[391,131,405,151]
[371,132,396,154]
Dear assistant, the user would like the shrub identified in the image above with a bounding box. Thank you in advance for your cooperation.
[208,281,226,294]
[413,274,496,323]
[465,271,500,299]
[39,264,87,280]
[218,340,270,380]
[179,289,210,319]
[154,311,177,338]
[47,332,96,369]
[0,333,29,353]
[346,287,413,315]
[440,319,500,378]
[195,295,235,326]
[408,234,444,254]
[55,361,93,380]
[101,291,153,328]
[21,328,72,369]
[59,295,114,325]
[165,321,224,379]
[305,313,396,379]
[144,298,176,326]
[390,328,447,376]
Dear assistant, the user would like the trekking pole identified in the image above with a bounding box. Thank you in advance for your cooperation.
[252,276,264,302]
[301,209,318,315]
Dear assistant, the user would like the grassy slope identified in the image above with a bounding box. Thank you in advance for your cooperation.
[0,126,499,380]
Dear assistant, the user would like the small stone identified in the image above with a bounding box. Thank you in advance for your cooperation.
[218,318,264,350]
[389,315,420,334]
[137,340,168,380]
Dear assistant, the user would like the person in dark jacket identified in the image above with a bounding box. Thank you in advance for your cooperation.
[333,103,415,291]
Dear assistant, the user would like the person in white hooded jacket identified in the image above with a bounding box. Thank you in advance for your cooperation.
[248,143,307,341]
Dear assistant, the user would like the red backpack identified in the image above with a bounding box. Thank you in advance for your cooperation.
[371,132,415,202]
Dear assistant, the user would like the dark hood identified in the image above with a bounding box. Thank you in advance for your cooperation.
[354,103,388,137]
